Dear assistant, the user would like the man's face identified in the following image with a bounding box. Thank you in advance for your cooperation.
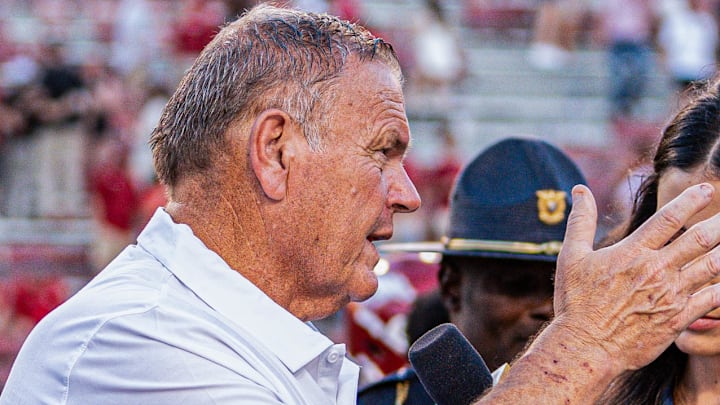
[443,257,555,371]
[283,60,420,318]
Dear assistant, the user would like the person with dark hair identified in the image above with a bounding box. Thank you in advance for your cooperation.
[358,136,586,405]
[3,4,720,404]
[33,41,91,218]
[598,75,720,404]
[597,0,657,121]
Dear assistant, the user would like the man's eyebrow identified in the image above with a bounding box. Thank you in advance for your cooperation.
[386,129,413,157]
[374,129,399,147]
[404,135,414,159]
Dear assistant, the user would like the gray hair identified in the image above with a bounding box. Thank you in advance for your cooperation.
[150,4,402,187]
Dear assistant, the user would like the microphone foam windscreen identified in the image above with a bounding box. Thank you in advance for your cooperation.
[408,323,494,405]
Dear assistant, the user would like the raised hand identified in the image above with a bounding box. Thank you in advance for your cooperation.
[554,183,720,373]
[477,183,720,404]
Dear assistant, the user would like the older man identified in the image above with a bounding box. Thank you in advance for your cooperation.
[4,4,720,405]
[2,5,419,404]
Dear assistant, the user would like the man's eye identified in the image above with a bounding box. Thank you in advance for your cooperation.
[373,148,391,159]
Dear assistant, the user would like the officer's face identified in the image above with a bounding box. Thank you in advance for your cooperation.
[440,257,555,371]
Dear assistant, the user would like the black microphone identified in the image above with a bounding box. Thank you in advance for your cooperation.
[408,323,494,405]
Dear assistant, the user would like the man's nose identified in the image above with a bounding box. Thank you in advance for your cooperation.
[389,165,421,213]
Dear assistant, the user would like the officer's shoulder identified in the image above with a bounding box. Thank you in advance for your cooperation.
[358,367,430,405]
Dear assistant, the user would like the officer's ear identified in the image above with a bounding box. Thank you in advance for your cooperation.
[439,260,463,314]
[249,109,298,201]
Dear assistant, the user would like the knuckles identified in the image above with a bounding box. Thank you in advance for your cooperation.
[656,208,685,236]
[689,225,717,251]
[703,251,720,279]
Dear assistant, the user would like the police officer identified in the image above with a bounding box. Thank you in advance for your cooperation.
[357,136,587,405]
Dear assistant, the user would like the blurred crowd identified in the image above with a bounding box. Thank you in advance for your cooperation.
[2,0,720,391]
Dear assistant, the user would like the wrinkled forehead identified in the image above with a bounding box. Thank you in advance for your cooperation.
[329,59,409,130]
[338,57,405,99]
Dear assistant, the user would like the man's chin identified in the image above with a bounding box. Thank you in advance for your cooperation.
[348,270,379,302]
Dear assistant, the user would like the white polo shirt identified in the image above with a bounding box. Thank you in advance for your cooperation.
[1,209,360,404]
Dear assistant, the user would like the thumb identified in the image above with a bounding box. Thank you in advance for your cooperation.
[559,185,597,262]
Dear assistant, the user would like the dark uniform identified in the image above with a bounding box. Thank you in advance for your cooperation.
[357,367,434,405]
[358,137,586,405]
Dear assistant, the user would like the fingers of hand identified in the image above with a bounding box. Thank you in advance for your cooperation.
[683,282,720,331]
[558,185,597,260]
[630,183,714,250]
[679,242,720,295]
[661,208,720,274]
[555,185,596,313]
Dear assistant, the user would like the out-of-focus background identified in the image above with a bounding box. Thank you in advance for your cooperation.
[1,0,717,390]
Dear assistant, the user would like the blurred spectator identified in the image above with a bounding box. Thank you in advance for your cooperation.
[658,0,719,106]
[0,80,33,217]
[328,0,362,21]
[87,138,139,273]
[135,178,167,232]
[528,0,589,70]
[32,42,91,218]
[0,19,15,62]
[80,57,127,146]
[0,54,41,217]
[223,0,262,21]
[129,83,170,191]
[408,0,466,103]
[0,280,34,388]
[293,0,329,13]
[130,82,170,231]
[110,0,169,80]
[12,275,69,325]
[82,0,119,44]
[31,0,79,43]
[597,0,659,121]
[0,274,69,387]
[172,0,227,72]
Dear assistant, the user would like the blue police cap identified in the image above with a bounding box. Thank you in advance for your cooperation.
[380,136,587,262]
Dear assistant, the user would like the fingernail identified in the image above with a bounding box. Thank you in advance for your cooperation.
[700,183,714,197]
[572,185,584,203]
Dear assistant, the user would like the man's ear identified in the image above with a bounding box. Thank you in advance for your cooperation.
[249,109,296,201]
[439,262,463,314]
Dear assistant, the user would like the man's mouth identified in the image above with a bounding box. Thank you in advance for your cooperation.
[367,227,393,243]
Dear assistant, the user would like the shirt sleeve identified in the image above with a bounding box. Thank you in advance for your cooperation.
[64,309,288,404]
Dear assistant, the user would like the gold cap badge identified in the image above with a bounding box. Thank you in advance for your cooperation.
[536,190,567,225]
